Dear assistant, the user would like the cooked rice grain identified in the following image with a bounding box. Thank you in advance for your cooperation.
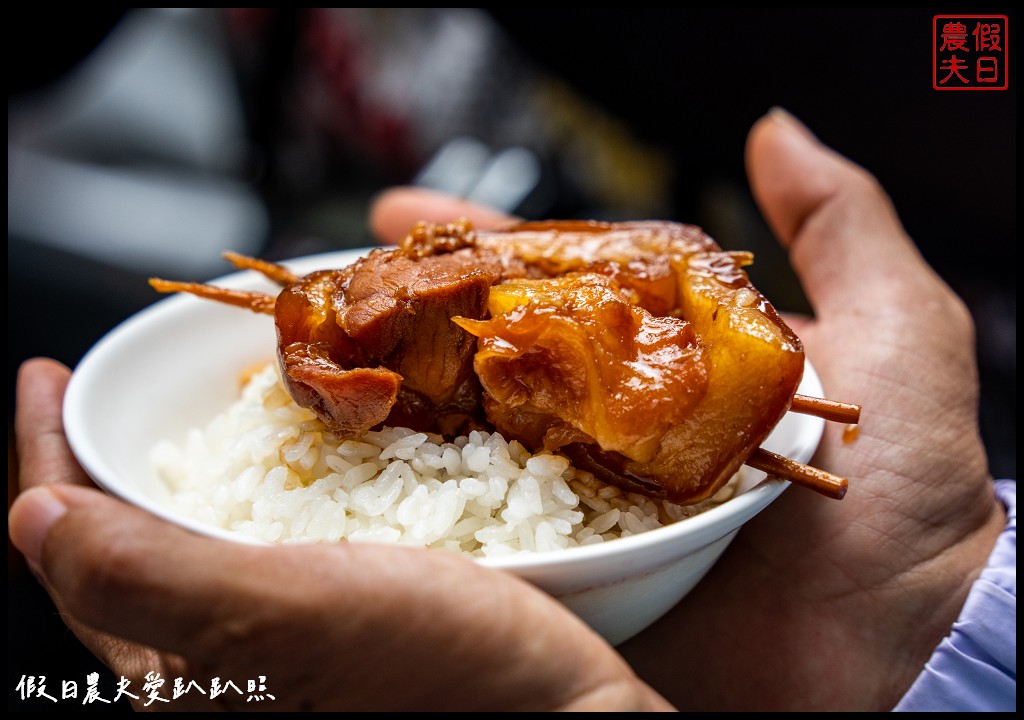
[153,364,739,557]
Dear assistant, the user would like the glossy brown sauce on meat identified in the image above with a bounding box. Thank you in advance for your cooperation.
[454,273,707,464]
[156,219,804,504]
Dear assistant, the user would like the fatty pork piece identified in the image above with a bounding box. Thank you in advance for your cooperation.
[467,221,805,504]
[274,247,507,437]
[453,273,708,463]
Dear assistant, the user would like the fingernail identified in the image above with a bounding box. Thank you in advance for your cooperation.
[9,487,68,567]
[767,107,819,143]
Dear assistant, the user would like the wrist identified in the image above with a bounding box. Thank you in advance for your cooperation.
[893,480,1015,711]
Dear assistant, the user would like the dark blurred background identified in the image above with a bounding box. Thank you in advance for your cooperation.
[8,8,1015,711]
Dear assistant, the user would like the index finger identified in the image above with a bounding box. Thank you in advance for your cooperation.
[15,358,94,491]
[369,187,518,245]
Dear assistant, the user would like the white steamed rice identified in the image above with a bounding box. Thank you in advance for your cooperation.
[152,364,741,557]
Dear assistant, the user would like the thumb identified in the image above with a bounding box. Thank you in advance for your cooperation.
[745,108,945,320]
[8,484,291,658]
[16,358,94,492]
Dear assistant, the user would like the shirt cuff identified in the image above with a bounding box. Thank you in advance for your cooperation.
[893,479,1016,712]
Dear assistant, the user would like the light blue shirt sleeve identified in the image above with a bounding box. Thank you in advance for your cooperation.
[893,479,1016,712]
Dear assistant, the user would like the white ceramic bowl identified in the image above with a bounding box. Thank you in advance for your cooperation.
[64,250,824,646]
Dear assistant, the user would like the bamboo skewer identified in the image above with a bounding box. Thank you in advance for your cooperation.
[743,394,862,499]
[148,279,277,315]
[746,447,848,500]
[223,251,299,286]
[790,394,861,424]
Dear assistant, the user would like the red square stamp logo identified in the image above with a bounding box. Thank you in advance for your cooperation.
[934,15,1009,90]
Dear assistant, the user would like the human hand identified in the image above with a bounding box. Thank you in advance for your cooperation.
[368,110,1006,712]
[8,359,671,712]
[617,110,1006,710]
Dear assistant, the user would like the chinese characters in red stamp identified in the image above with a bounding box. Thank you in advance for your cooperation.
[934,15,1009,90]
